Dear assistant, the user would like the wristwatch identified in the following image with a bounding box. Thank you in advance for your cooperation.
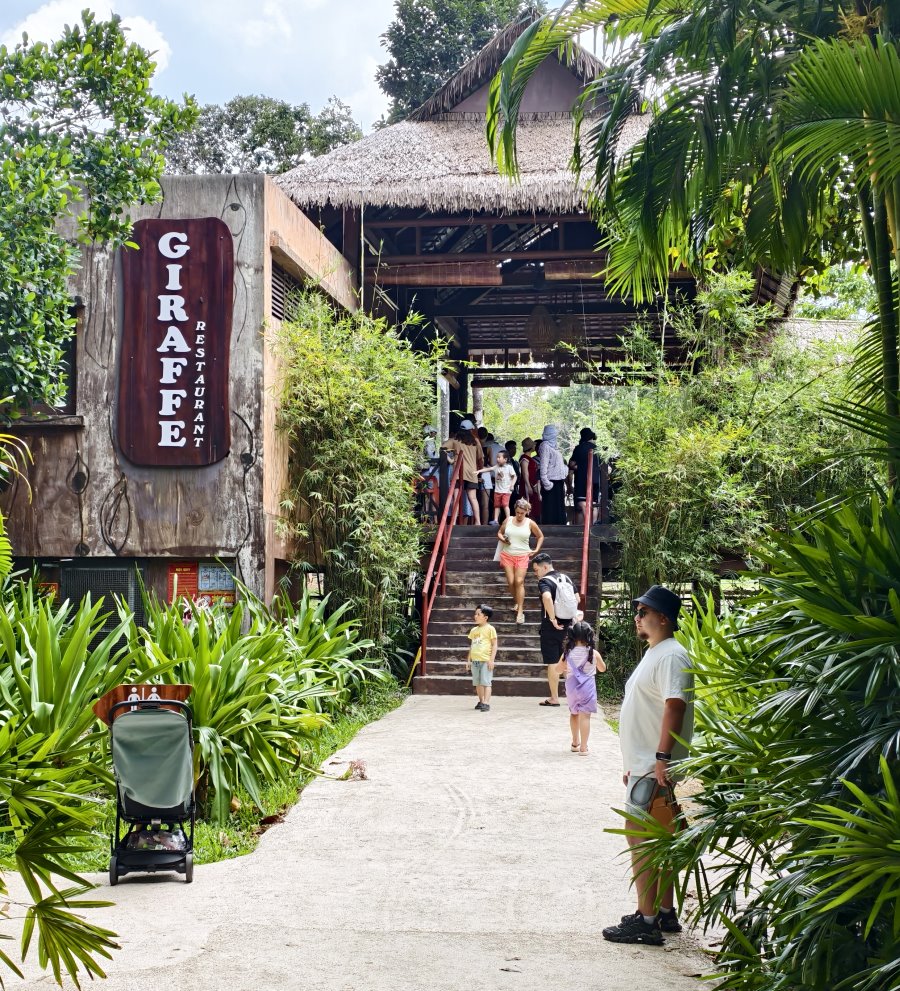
[655,751,672,761]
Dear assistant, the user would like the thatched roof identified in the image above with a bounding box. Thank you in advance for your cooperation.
[407,8,604,123]
[275,8,641,215]
[275,112,649,214]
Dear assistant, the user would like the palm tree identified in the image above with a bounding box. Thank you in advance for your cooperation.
[487,7,900,987]
[487,0,900,477]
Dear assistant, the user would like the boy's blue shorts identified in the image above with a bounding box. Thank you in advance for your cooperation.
[470,661,493,686]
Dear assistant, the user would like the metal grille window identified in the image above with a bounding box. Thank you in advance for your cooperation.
[60,561,146,631]
[271,264,304,321]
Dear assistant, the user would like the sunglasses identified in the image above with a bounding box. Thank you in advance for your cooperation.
[634,607,650,618]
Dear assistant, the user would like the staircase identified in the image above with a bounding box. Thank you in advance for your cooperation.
[415,524,612,696]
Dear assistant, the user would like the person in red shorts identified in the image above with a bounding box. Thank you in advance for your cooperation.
[495,497,544,623]
[477,449,517,525]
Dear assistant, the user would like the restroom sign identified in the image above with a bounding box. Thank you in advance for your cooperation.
[119,218,233,466]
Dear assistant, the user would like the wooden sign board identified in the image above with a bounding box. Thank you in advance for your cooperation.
[167,561,236,606]
[119,218,234,467]
[93,684,193,725]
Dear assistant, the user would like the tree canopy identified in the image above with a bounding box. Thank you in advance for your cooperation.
[377,0,545,122]
[164,94,362,175]
[0,10,195,412]
[794,263,877,321]
[488,0,900,478]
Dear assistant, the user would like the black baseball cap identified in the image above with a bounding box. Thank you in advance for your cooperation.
[633,585,681,629]
[580,427,597,441]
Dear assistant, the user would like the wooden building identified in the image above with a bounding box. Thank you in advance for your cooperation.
[276,13,791,423]
[2,175,355,608]
[3,10,790,611]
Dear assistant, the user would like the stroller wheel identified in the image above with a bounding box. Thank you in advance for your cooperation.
[184,852,193,884]
[109,854,119,886]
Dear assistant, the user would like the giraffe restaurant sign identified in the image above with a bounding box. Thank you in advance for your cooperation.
[119,218,233,467]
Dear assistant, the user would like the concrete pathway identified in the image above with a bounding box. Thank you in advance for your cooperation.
[17,697,711,990]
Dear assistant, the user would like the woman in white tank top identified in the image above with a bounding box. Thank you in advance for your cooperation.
[496,498,545,623]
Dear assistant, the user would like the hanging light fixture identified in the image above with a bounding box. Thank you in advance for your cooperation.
[525,304,558,357]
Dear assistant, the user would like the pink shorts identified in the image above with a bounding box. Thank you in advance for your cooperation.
[494,492,510,508]
[499,550,530,570]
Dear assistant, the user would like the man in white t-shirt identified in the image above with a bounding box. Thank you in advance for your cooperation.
[602,585,694,947]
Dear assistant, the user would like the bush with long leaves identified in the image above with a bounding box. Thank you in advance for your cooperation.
[0,583,159,988]
[0,577,388,985]
[128,590,383,822]
[271,591,386,713]
[617,494,900,991]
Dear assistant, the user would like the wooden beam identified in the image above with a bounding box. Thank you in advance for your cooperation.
[544,258,607,280]
[366,213,592,229]
[369,260,502,287]
[370,249,600,264]
[432,301,657,318]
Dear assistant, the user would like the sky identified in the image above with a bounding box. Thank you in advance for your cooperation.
[0,0,398,130]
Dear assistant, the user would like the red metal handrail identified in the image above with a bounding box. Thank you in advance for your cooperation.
[420,455,464,675]
[579,453,594,610]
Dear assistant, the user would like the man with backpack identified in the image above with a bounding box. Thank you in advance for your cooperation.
[531,552,579,706]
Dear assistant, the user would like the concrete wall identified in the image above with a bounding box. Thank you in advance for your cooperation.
[2,174,357,602]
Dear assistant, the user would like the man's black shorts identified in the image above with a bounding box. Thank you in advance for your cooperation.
[539,619,571,666]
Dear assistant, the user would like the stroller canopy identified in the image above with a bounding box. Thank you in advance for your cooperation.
[111,708,193,813]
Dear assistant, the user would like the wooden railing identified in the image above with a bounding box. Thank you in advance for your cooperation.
[420,456,465,675]
[578,454,594,610]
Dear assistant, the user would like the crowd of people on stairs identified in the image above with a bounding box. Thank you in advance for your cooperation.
[428,419,606,527]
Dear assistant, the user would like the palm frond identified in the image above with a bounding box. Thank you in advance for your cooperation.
[779,37,900,193]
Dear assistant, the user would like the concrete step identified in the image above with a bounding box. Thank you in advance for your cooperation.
[413,674,565,696]
[426,659,552,678]
[444,558,590,571]
[429,599,595,618]
[440,579,591,594]
[413,675,566,697]
[426,615,596,632]
[446,524,619,543]
[444,551,589,566]
[426,642,546,658]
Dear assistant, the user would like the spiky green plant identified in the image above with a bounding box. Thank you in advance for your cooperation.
[612,493,900,990]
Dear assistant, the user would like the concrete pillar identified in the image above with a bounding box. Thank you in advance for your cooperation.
[472,387,484,427]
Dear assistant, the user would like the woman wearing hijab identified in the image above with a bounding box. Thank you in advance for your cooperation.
[538,425,568,525]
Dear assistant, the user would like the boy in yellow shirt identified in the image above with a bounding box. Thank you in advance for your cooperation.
[466,604,498,711]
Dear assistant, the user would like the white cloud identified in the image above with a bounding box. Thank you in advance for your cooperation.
[2,0,171,74]
[345,55,390,131]
[242,0,292,48]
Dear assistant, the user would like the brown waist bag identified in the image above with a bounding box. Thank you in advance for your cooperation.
[649,784,684,830]
[631,773,686,832]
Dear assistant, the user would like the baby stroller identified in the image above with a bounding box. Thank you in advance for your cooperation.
[97,685,196,885]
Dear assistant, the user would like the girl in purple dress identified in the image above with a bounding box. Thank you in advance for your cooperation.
[554,621,606,755]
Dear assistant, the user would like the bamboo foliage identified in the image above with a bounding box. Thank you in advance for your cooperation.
[272,290,443,657]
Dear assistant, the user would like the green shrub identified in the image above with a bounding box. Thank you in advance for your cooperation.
[592,273,875,691]
[0,573,394,985]
[129,595,324,822]
[626,495,900,990]
[272,290,442,658]
[0,583,146,987]
[269,590,387,713]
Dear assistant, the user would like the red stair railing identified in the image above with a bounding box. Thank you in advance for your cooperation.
[420,456,464,676]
